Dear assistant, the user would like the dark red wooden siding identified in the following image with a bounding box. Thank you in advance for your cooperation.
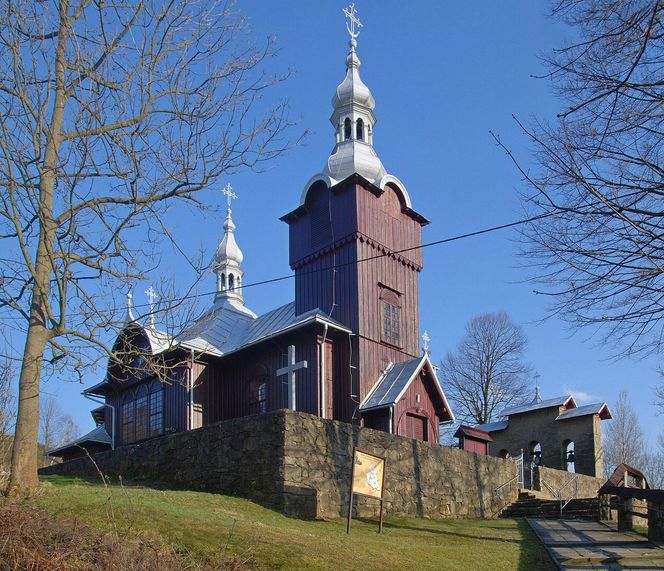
[393,370,442,443]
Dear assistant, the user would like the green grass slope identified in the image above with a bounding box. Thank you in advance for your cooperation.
[25,475,554,570]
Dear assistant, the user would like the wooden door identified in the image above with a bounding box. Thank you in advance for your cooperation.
[400,412,428,442]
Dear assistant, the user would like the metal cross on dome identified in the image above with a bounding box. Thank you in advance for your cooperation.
[222,183,238,209]
[145,285,159,326]
[343,4,363,39]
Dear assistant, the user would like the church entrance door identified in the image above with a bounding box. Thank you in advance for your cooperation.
[399,412,428,442]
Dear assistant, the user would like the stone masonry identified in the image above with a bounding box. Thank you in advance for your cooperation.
[40,409,590,519]
[488,407,604,477]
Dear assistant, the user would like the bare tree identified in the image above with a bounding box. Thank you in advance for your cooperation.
[0,0,295,491]
[655,380,664,415]
[0,360,15,437]
[496,1,664,357]
[439,312,533,425]
[39,397,79,461]
[642,432,664,489]
[603,391,646,477]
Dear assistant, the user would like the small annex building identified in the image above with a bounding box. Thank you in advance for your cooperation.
[475,389,612,477]
[51,29,455,462]
[454,425,493,456]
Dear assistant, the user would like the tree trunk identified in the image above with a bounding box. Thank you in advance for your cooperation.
[8,317,49,491]
[8,0,67,492]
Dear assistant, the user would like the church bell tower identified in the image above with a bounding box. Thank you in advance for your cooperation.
[281,5,430,421]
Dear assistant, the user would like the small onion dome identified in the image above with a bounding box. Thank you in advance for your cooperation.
[331,39,375,111]
[215,208,243,266]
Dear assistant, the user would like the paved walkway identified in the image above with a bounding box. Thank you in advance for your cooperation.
[528,519,664,570]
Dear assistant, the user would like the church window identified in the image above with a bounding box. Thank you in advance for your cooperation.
[220,273,226,291]
[250,379,268,414]
[229,273,235,290]
[379,286,401,347]
[356,118,364,141]
[344,117,352,140]
[563,439,575,472]
[121,381,164,444]
[530,441,542,466]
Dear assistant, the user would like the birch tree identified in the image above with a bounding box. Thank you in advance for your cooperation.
[0,0,294,492]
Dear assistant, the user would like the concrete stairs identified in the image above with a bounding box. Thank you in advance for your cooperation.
[500,490,600,520]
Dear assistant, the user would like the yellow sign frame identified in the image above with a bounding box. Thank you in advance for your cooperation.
[347,448,386,533]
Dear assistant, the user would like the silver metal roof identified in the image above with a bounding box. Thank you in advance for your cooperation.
[48,425,112,456]
[359,354,454,422]
[180,300,352,358]
[474,420,509,433]
[360,358,422,411]
[498,395,576,418]
[556,402,612,421]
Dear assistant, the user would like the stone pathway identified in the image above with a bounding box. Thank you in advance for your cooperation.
[528,519,664,570]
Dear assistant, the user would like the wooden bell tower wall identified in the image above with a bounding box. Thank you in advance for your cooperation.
[283,176,428,409]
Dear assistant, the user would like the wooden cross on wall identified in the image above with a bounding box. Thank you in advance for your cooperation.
[277,345,308,411]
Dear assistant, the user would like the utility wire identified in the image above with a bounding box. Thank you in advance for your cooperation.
[123,208,559,313]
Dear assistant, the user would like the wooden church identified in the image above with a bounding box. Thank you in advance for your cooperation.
[50,14,454,461]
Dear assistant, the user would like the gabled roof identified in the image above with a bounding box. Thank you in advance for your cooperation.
[600,463,649,491]
[359,354,454,421]
[180,301,352,358]
[454,425,493,442]
[556,402,612,421]
[498,395,576,418]
[475,420,509,433]
[48,425,112,457]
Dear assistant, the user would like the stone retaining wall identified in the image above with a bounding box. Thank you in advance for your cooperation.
[40,410,593,519]
[535,465,604,499]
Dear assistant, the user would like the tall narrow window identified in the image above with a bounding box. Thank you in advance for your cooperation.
[250,378,268,414]
[356,118,364,141]
[344,117,352,140]
[379,286,401,347]
[120,381,164,444]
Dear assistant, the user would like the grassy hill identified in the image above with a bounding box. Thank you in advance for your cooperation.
[2,475,555,570]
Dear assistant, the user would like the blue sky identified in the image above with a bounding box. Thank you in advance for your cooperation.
[42,2,661,446]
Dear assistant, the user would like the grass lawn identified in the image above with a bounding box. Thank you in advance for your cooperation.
[30,475,555,570]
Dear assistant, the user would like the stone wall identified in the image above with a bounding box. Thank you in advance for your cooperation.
[40,412,288,511]
[40,410,594,519]
[535,466,604,499]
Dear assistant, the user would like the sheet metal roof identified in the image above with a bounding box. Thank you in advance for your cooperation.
[359,355,454,421]
[475,420,509,433]
[48,425,112,457]
[360,358,423,411]
[179,300,351,358]
[556,402,612,421]
[454,425,493,442]
[498,395,576,418]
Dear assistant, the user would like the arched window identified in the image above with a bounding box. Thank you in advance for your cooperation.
[228,273,235,290]
[344,117,352,140]
[499,449,510,459]
[356,118,364,141]
[530,441,542,466]
[250,378,268,414]
[220,273,226,291]
[563,440,575,472]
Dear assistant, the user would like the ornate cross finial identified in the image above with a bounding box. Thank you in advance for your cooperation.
[343,4,363,39]
[145,285,159,326]
[422,330,430,354]
[221,183,238,210]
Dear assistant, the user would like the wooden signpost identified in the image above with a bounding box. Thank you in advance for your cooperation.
[347,448,386,534]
